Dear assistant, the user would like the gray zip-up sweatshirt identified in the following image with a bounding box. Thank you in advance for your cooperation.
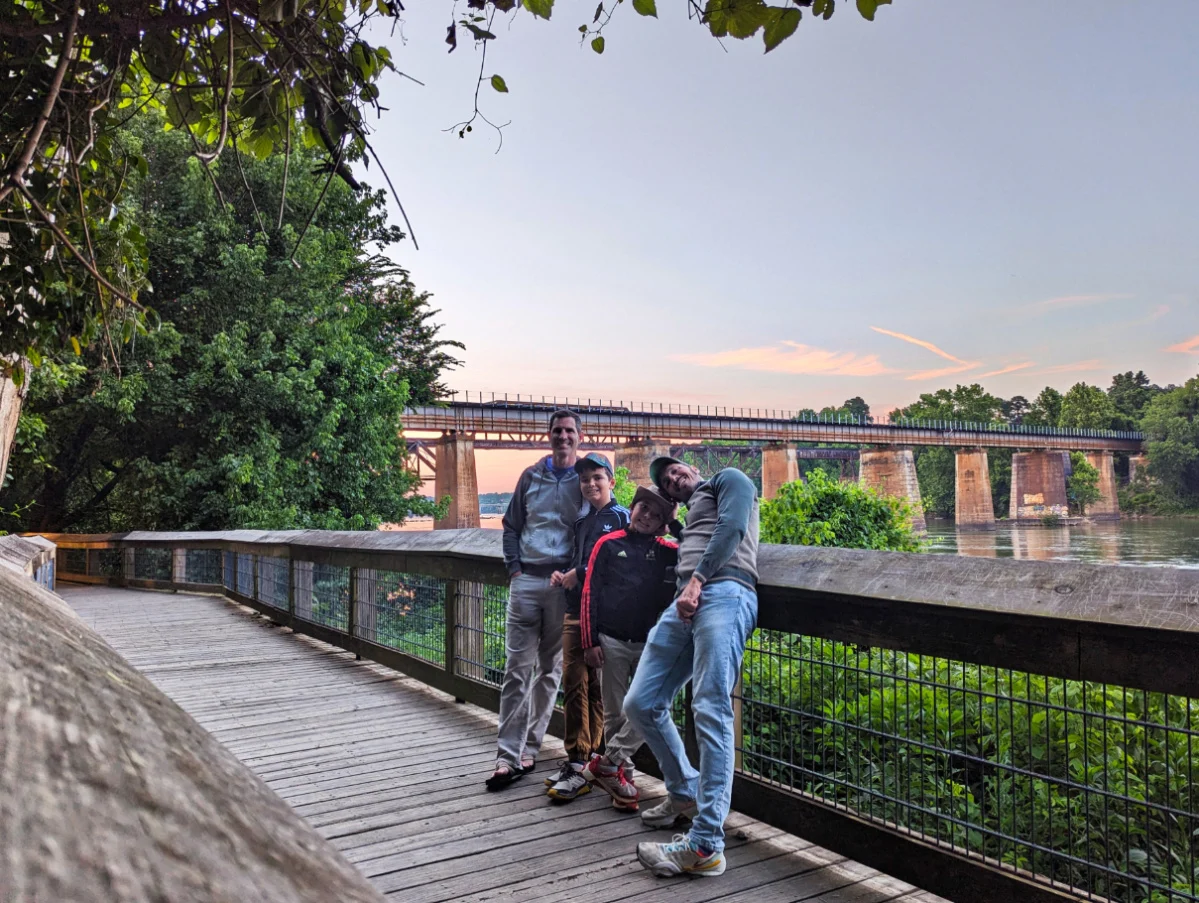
[502,457,585,577]
[676,468,759,591]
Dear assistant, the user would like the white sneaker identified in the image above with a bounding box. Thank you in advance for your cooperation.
[547,763,591,801]
[637,834,726,877]
[640,795,698,828]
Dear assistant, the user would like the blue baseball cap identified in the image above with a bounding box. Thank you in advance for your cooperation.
[574,452,613,477]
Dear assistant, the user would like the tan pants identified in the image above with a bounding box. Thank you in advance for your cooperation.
[561,615,603,762]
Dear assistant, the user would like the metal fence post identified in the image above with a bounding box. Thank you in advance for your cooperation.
[732,675,744,772]
[172,548,187,585]
[287,553,295,616]
[122,547,135,583]
[347,566,358,656]
[444,578,459,685]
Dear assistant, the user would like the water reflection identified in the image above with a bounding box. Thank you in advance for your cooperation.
[926,519,1199,568]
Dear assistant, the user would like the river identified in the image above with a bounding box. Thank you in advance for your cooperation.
[925,518,1199,568]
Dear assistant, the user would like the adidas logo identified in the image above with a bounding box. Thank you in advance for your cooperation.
[617,550,628,558]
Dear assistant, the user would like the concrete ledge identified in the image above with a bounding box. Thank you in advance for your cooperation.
[0,565,385,903]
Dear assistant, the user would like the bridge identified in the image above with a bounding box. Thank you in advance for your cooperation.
[404,393,1147,530]
[8,530,1199,903]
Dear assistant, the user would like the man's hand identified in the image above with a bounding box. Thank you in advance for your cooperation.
[584,646,604,669]
[549,570,564,586]
[675,576,704,622]
[561,569,579,590]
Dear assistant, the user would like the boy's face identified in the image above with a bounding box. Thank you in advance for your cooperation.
[629,500,666,535]
[579,466,613,506]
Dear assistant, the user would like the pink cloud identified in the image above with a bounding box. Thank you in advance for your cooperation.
[1028,293,1133,312]
[1166,334,1199,354]
[870,326,980,381]
[674,341,895,377]
[1031,359,1106,375]
[978,361,1036,378]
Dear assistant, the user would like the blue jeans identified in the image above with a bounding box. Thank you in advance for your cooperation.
[624,580,758,852]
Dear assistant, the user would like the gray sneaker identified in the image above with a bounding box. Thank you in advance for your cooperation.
[640,795,698,828]
[637,834,726,877]
[547,764,591,801]
[546,760,576,787]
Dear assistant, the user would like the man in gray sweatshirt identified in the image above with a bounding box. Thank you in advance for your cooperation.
[486,409,586,790]
[625,457,759,877]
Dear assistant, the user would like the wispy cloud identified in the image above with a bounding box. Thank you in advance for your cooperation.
[1166,334,1199,354]
[1149,304,1170,322]
[978,361,1036,378]
[674,341,895,377]
[1031,359,1106,375]
[869,326,980,381]
[1028,293,1133,313]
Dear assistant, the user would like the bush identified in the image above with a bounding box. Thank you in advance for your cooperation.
[760,469,923,551]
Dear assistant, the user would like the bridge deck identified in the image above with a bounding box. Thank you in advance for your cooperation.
[61,585,947,903]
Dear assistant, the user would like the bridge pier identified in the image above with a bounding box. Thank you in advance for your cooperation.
[615,439,671,487]
[761,444,800,500]
[954,448,995,529]
[433,433,480,530]
[1084,450,1120,520]
[1129,453,1150,484]
[859,448,926,532]
[1009,451,1068,522]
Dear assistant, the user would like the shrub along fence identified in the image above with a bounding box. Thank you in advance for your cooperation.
[45,529,1199,903]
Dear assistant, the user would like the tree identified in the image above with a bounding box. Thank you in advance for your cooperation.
[1002,395,1030,425]
[760,469,922,552]
[1024,387,1063,427]
[1066,452,1101,515]
[1107,370,1162,431]
[840,396,871,420]
[1139,376,1199,510]
[1058,382,1118,430]
[0,121,458,532]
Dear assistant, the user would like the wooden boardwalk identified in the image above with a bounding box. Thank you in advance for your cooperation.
[62,585,947,903]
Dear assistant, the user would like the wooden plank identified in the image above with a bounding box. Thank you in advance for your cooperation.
[56,584,949,903]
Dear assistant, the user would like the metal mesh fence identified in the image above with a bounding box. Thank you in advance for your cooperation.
[356,569,445,665]
[134,547,171,581]
[452,580,510,685]
[223,551,235,591]
[256,556,289,609]
[291,562,349,631]
[185,549,222,585]
[236,553,254,597]
[737,630,1199,903]
[61,548,86,575]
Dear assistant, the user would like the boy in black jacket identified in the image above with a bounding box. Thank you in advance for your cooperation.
[579,485,678,811]
[545,453,629,801]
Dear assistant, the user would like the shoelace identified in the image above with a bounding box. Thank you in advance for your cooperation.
[662,834,694,855]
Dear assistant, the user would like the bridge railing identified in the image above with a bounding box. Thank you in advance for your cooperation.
[431,391,1145,442]
[46,529,1199,903]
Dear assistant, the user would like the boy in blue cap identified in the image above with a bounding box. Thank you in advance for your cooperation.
[545,452,629,800]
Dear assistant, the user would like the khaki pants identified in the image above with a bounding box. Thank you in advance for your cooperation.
[599,632,646,765]
[561,615,604,762]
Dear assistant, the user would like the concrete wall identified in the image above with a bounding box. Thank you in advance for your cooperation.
[1084,451,1120,520]
[859,448,926,532]
[761,444,800,500]
[1009,451,1068,521]
[614,439,672,488]
[954,449,995,529]
[433,433,481,529]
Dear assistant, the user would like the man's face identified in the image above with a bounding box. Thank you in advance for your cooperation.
[661,463,700,502]
[629,500,667,535]
[578,466,612,506]
[549,416,580,456]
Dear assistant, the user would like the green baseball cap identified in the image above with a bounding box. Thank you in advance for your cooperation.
[649,455,685,491]
[574,452,613,477]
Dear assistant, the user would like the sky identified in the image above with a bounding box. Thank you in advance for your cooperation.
[362,2,1199,492]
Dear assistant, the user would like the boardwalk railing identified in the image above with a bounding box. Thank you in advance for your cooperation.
[46,529,1199,903]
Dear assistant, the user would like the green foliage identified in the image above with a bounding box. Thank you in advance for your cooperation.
[0,120,460,533]
[1140,376,1199,510]
[1108,371,1163,431]
[613,465,637,509]
[760,470,923,551]
[1059,382,1119,430]
[1066,452,1101,515]
[1025,387,1064,427]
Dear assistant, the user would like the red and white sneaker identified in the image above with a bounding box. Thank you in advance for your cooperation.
[584,755,639,811]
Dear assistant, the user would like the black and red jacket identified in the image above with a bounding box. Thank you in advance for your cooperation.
[580,529,678,649]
